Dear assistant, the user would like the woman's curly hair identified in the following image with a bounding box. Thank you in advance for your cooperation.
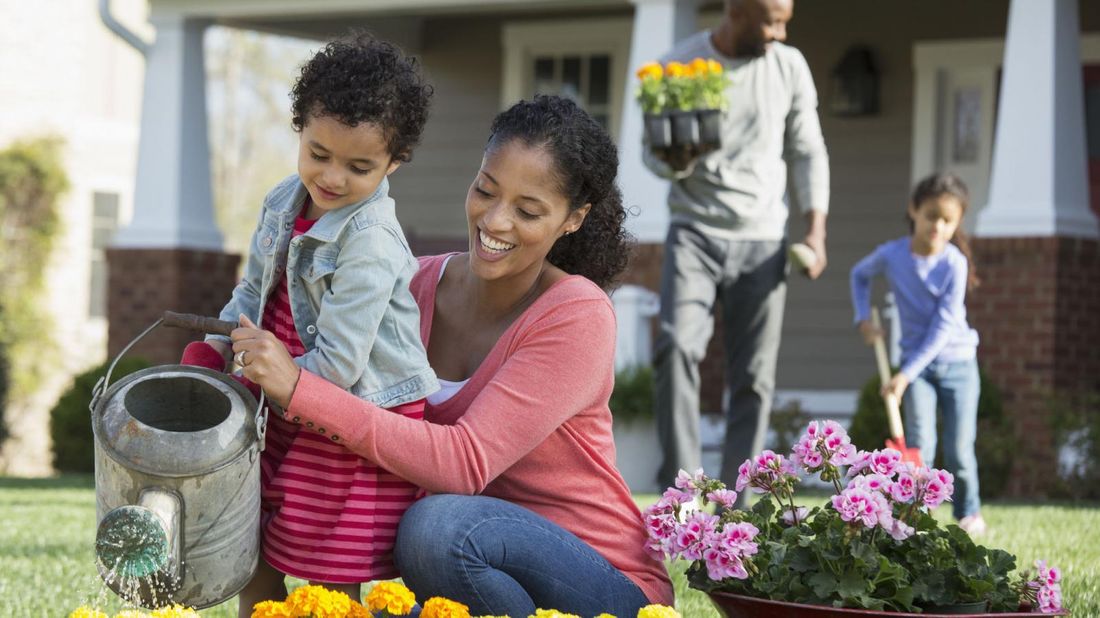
[486,95,633,290]
[291,31,433,163]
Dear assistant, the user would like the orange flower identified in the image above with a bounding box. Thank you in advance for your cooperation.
[250,601,294,618]
[665,61,687,78]
[707,59,723,75]
[365,581,417,616]
[420,596,471,618]
[635,62,663,81]
[691,57,709,76]
[346,601,374,618]
[286,585,352,618]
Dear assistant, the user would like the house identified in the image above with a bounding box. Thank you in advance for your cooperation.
[10,0,1097,489]
[0,0,147,475]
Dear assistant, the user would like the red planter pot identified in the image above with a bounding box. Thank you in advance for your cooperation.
[708,592,1069,618]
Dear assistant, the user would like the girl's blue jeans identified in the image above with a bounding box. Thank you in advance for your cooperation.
[393,494,650,617]
[902,357,982,520]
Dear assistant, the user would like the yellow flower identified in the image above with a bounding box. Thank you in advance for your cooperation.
[529,611,581,618]
[637,604,681,618]
[150,606,201,618]
[707,59,723,75]
[420,596,472,618]
[665,62,687,78]
[690,57,709,76]
[365,581,417,615]
[113,611,150,618]
[69,608,109,618]
[286,584,352,618]
[347,600,374,618]
[250,600,294,618]
[474,615,512,618]
[635,62,663,81]
[595,614,618,618]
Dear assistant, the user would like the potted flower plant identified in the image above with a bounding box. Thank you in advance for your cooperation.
[635,57,730,151]
[643,421,1067,617]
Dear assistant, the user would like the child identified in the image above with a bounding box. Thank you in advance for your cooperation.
[180,32,439,614]
[849,171,985,536]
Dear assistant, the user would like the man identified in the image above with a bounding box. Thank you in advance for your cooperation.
[644,0,829,500]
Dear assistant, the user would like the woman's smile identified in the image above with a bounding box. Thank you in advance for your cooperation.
[477,229,516,259]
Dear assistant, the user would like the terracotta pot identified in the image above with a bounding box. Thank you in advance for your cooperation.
[644,113,672,149]
[708,591,1070,618]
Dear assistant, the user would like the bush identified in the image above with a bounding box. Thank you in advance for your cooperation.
[610,364,654,426]
[1048,391,1100,500]
[847,366,1015,498]
[50,357,150,473]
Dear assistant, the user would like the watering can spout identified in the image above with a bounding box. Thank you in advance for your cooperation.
[95,488,182,605]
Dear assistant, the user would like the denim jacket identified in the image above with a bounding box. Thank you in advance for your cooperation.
[209,174,438,407]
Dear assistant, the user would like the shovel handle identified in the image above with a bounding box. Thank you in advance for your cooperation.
[161,311,237,337]
[871,308,906,440]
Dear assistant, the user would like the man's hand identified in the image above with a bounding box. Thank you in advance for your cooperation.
[802,210,828,280]
[651,144,704,173]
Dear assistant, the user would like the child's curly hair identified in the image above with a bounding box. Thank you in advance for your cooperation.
[291,31,433,163]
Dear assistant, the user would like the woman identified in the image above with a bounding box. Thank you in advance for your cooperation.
[230,95,675,616]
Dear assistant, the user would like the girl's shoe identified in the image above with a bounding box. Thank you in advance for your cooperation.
[958,514,987,537]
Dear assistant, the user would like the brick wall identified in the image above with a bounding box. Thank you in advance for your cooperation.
[969,237,1100,496]
[106,248,241,365]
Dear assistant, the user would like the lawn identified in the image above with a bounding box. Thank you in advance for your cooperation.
[2,476,1098,617]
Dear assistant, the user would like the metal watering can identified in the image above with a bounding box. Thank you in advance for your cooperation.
[90,312,267,609]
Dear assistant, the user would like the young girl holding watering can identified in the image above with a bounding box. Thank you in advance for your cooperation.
[849,172,985,536]
[181,32,438,615]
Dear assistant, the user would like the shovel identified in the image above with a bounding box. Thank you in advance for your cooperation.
[871,308,923,466]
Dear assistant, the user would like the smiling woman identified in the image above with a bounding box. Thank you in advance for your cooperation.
[229,95,674,617]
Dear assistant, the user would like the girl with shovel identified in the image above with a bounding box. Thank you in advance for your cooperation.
[849,172,986,536]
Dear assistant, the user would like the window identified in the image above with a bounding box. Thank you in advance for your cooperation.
[89,191,120,318]
[502,19,630,139]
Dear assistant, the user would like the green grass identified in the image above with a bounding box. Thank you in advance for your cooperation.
[2,477,1097,617]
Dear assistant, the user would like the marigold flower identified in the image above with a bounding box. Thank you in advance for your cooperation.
[114,611,149,618]
[69,608,108,618]
[365,581,417,615]
[530,610,580,618]
[707,59,723,75]
[286,585,352,618]
[149,606,201,618]
[346,601,374,618]
[665,62,687,78]
[636,62,663,81]
[251,600,294,618]
[637,605,681,618]
[690,57,709,75]
[421,597,471,618]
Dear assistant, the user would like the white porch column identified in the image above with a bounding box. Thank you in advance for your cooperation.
[977,0,1099,239]
[618,0,701,243]
[113,13,223,250]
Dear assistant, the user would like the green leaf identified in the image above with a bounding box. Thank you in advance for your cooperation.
[808,572,839,599]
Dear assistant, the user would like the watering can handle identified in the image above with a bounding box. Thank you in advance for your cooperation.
[162,311,238,337]
[90,315,269,449]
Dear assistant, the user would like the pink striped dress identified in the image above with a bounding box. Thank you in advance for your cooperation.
[258,211,424,584]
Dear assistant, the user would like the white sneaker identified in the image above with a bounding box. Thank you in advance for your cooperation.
[958,514,987,537]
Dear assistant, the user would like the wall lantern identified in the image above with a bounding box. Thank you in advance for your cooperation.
[828,45,880,117]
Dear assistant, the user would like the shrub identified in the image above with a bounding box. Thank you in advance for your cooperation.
[847,367,1015,498]
[1048,391,1100,500]
[50,357,150,473]
[611,364,655,426]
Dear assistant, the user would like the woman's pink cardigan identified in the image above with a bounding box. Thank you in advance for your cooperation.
[285,254,674,605]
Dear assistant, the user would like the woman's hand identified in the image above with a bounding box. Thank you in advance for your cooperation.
[857,319,883,345]
[881,373,909,401]
[230,314,300,408]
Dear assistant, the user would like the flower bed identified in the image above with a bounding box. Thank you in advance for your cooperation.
[643,421,1066,615]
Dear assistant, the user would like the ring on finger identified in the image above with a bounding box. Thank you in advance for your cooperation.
[234,350,247,366]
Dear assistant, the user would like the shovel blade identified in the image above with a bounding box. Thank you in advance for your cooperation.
[885,436,923,467]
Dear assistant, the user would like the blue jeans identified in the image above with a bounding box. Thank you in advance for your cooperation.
[903,357,982,520]
[393,495,650,617]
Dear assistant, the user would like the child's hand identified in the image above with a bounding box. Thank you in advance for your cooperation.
[857,320,883,345]
[881,373,909,401]
[230,314,301,408]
